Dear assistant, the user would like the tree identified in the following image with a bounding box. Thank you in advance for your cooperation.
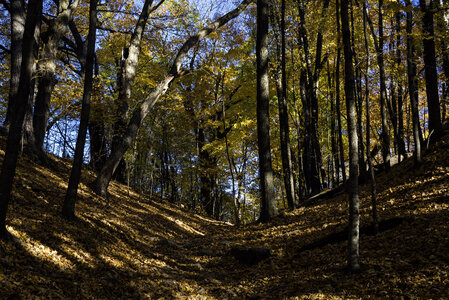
[297,0,330,195]
[363,0,378,233]
[272,0,295,209]
[341,0,360,272]
[90,0,253,196]
[257,0,276,223]
[62,0,97,220]
[405,0,422,166]
[394,10,406,162]
[32,0,80,159]
[377,0,390,169]
[420,0,443,142]
[437,0,449,120]
[1,0,25,134]
[0,0,43,240]
[363,0,391,170]
[335,0,346,185]
[110,0,164,175]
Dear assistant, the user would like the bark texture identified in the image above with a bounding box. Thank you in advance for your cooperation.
[341,0,360,272]
[420,0,443,142]
[2,0,25,133]
[0,0,43,240]
[33,0,80,156]
[257,0,276,223]
[62,0,97,220]
[405,0,422,166]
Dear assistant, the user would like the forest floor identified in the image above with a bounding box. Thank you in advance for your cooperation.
[1,131,449,299]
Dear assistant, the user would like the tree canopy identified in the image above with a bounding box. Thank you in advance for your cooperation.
[0,0,448,294]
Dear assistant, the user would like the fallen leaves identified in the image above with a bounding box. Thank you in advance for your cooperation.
[1,132,449,298]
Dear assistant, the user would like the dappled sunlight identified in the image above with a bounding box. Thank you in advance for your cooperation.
[6,226,75,271]
[1,130,448,298]
[100,254,125,269]
[164,215,205,236]
[60,243,95,267]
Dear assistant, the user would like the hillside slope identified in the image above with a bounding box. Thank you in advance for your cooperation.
[1,130,449,299]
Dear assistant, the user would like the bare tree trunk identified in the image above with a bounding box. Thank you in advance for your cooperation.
[439,0,449,120]
[341,0,360,272]
[378,0,391,169]
[395,11,406,161]
[1,0,25,133]
[328,59,338,187]
[297,0,330,195]
[22,90,36,154]
[88,118,107,172]
[420,0,443,142]
[0,0,43,240]
[290,47,306,200]
[257,0,276,223]
[273,0,296,209]
[280,0,295,209]
[336,0,346,184]
[405,0,422,166]
[222,82,240,225]
[62,0,97,220]
[350,3,365,179]
[111,0,161,154]
[363,1,378,233]
[32,0,80,157]
[21,17,41,156]
[363,0,390,169]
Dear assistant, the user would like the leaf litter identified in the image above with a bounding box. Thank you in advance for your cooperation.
[0,131,449,299]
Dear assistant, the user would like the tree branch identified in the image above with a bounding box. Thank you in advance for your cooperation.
[169,0,254,76]
[0,44,10,53]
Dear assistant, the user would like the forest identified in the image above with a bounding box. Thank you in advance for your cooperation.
[0,0,448,298]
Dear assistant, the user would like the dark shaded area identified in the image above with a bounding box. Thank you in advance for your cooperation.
[299,150,415,209]
[296,217,412,254]
[299,185,345,207]
[230,246,271,266]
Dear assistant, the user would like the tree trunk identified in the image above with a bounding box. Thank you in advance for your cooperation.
[88,118,107,172]
[335,0,346,185]
[22,91,36,154]
[274,0,296,210]
[395,11,406,161]
[2,0,25,133]
[257,0,276,223]
[0,0,43,240]
[197,127,216,217]
[62,0,97,220]
[111,0,159,155]
[22,5,41,155]
[420,0,443,142]
[297,0,330,195]
[300,70,313,194]
[328,59,338,187]
[405,0,422,166]
[33,0,80,156]
[363,1,378,233]
[220,73,241,225]
[378,0,391,169]
[223,98,240,225]
[439,0,449,120]
[341,0,360,272]
[281,0,295,209]
[350,3,365,179]
[90,0,253,196]
[363,0,391,169]
[292,70,306,200]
